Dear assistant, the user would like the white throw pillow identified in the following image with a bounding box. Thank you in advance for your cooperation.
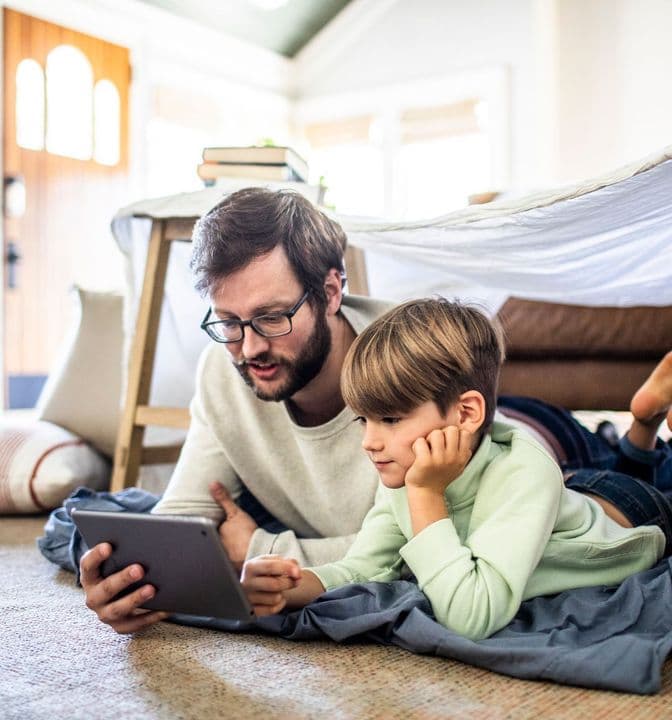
[0,419,110,514]
[37,287,123,457]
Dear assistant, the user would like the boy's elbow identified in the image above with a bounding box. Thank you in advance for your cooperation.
[434,609,497,641]
[458,624,495,642]
[420,564,522,641]
[427,588,517,640]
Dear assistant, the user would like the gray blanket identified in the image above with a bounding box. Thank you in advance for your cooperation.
[39,488,672,694]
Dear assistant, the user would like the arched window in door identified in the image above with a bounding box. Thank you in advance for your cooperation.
[94,79,120,166]
[15,44,122,166]
[45,45,93,160]
[15,58,45,150]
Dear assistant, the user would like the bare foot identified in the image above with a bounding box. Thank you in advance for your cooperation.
[630,351,672,431]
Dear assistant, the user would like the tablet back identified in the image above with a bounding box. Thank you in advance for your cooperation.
[72,510,255,621]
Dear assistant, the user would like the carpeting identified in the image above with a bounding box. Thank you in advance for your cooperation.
[2,517,672,720]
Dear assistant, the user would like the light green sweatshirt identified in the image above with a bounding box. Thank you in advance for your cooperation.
[310,422,665,640]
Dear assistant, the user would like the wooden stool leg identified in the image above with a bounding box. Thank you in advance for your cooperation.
[110,220,172,492]
[344,246,369,296]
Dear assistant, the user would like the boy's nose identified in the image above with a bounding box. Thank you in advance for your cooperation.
[361,426,383,452]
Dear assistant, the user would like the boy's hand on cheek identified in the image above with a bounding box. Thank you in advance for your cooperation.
[405,425,473,495]
[405,426,473,536]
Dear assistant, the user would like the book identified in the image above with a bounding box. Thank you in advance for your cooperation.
[201,146,309,181]
[196,175,326,207]
[197,162,306,183]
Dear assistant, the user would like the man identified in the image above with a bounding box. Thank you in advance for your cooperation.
[81,187,391,633]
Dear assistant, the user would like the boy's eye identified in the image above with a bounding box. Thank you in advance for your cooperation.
[353,415,402,425]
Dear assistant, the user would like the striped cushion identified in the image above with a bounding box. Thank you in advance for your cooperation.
[0,421,109,513]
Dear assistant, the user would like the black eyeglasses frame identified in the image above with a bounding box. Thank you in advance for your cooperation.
[200,290,310,344]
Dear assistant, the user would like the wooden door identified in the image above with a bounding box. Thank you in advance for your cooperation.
[2,9,130,408]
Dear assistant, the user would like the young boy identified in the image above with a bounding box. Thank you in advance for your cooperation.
[240,298,672,640]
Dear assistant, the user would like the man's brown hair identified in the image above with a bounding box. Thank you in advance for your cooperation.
[190,187,347,310]
[341,297,505,429]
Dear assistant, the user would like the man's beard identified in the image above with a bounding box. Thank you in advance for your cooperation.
[234,312,332,402]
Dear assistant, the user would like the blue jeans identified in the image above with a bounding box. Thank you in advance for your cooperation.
[498,396,672,554]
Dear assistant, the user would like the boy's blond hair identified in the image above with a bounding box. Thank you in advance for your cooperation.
[341,297,505,429]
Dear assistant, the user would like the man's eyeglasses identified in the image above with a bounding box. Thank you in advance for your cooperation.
[200,291,310,344]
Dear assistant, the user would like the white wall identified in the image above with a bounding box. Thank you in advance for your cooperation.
[295,0,672,190]
[618,0,672,163]
[295,0,541,190]
[554,0,672,184]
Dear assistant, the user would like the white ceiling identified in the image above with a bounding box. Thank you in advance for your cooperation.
[136,0,353,57]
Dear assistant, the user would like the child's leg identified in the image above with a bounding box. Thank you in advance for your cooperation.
[607,352,672,491]
[628,351,672,450]
[499,355,672,490]
[497,395,616,470]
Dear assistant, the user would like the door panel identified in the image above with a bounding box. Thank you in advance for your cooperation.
[3,8,130,408]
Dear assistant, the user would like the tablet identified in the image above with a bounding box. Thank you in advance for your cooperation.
[71,509,255,621]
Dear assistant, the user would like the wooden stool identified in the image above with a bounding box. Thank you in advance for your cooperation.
[110,217,193,492]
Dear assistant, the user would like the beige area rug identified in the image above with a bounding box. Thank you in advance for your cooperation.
[2,517,672,720]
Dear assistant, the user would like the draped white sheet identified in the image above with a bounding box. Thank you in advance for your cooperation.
[110,146,672,408]
[339,146,672,308]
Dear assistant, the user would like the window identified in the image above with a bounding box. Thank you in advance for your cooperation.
[305,115,384,216]
[45,45,94,160]
[303,100,492,220]
[16,59,45,151]
[16,45,121,166]
[94,80,121,166]
[304,95,494,301]
[395,100,491,218]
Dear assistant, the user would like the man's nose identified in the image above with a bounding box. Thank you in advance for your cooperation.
[240,325,271,359]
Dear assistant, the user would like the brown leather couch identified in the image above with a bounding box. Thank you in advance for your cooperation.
[496,298,672,411]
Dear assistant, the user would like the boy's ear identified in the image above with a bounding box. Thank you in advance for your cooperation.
[456,390,486,432]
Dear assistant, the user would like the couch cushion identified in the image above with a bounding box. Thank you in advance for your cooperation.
[497,298,672,359]
[37,287,123,457]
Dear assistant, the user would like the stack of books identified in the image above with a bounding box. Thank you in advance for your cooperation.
[197,146,309,184]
